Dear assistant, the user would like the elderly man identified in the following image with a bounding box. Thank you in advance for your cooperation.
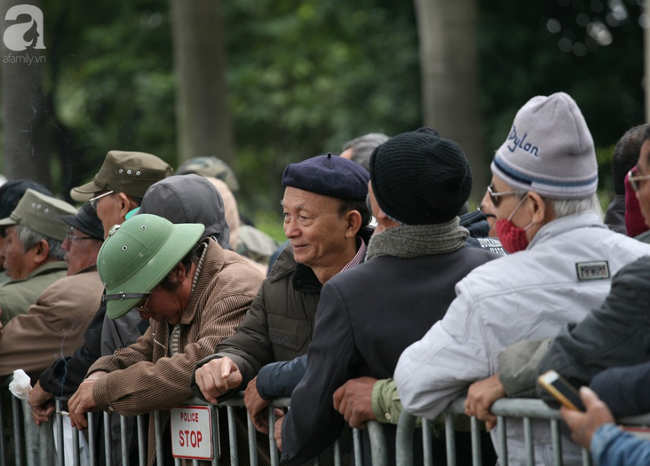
[67,214,264,464]
[28,202,104,422]
[0,189,77,326]
[463,123,650,420]
[0,180,53,285]
[393,93,650,465]
[70,150,173,237]
[275,128,498,466]
[0,201,103,382]
[70,150,173,364]
[193,155,372,435]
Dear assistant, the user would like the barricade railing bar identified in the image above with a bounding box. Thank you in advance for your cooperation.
[3,385,650,466]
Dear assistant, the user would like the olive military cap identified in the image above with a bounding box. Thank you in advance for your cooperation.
[70,151,173,202]
[0,189,77,241]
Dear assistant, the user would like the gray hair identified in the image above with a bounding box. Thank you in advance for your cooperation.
[511,192,603,221]
[14,224,66,260]
[342,133,390,170]
[545,193,603,221]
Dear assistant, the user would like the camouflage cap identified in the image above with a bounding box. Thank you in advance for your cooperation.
[0,189,77,241]
[70,151,174,202]
[176,157,239,192]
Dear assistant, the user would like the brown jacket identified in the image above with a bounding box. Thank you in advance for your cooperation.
[88,239,264,465]
[0,267,102,379]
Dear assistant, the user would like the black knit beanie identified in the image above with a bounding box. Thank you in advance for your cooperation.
[369,127,473,225]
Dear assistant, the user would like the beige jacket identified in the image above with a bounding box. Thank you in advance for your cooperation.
[0,267,102,379]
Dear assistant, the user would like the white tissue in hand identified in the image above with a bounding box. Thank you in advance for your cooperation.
[8,369,32,399]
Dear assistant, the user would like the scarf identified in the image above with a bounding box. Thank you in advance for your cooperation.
[366,217,469,260]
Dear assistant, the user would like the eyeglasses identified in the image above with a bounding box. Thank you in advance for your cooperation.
[89,191,114,210]
[134,293,152,314]
[65,227,95,243]
[487,184,519,208]
[628,166,650,192]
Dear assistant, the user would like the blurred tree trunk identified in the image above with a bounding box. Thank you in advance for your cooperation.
[414,0,487,202]
[170,0,234,166]
[1,0,51,186]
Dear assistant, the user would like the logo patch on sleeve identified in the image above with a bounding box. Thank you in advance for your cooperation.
[576,261,610,281]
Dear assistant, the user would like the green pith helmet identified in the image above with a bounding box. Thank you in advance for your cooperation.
[98,214,205,319]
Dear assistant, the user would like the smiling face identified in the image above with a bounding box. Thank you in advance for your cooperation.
[281,187,357,279]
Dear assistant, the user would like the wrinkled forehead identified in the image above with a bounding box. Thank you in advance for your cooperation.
[281,186,342,212]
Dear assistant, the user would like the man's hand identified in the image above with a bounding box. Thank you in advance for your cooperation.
[464,374,506,431]
[274,411,285,451]
[28,381,55,425]
[244,377,271,434]
[67,371,107,430]
[561,386,615,449]
[333,377,377,429]
[194,357,243,404]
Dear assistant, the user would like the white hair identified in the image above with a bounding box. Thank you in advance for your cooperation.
[544,193,603,221]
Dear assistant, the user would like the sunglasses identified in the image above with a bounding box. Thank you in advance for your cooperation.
[628,166,650,192]
[89,191,115,211]
[487,184,519,208]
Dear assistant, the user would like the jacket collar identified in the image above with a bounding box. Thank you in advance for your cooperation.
[269,226,375,292]
[528,211,606,250]
[180,239,223,325]
[10,260,69,285]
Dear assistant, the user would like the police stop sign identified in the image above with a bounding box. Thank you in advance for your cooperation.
[170,405,213,460]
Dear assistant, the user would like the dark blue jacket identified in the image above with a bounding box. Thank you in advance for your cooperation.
[590,361,650,416]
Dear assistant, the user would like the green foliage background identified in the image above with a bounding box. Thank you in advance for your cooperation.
[12,0,646,233]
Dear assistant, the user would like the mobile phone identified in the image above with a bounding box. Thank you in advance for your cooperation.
[538,370,585,411]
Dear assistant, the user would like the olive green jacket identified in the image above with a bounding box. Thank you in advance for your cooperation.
[0,261,67,326]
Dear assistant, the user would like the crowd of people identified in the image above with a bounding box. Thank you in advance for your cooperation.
[1,91,649,466]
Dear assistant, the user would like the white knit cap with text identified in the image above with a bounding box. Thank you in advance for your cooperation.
[491,92,598,199]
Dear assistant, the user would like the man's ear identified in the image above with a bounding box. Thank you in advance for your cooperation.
[116,193,138,218]
[345,210,363,238]
[175,263,188,283]
[32,239,51,265]
[525,192,547,224]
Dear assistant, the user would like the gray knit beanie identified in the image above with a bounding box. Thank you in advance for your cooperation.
[491,92,598,199]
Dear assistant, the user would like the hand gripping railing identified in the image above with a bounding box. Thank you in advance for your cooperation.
[5,387,650,466]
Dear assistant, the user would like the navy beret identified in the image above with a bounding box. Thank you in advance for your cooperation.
[282,154,369,201]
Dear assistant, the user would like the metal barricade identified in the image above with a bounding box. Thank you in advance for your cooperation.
[4,386,650,466]
[396,397,650,466]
